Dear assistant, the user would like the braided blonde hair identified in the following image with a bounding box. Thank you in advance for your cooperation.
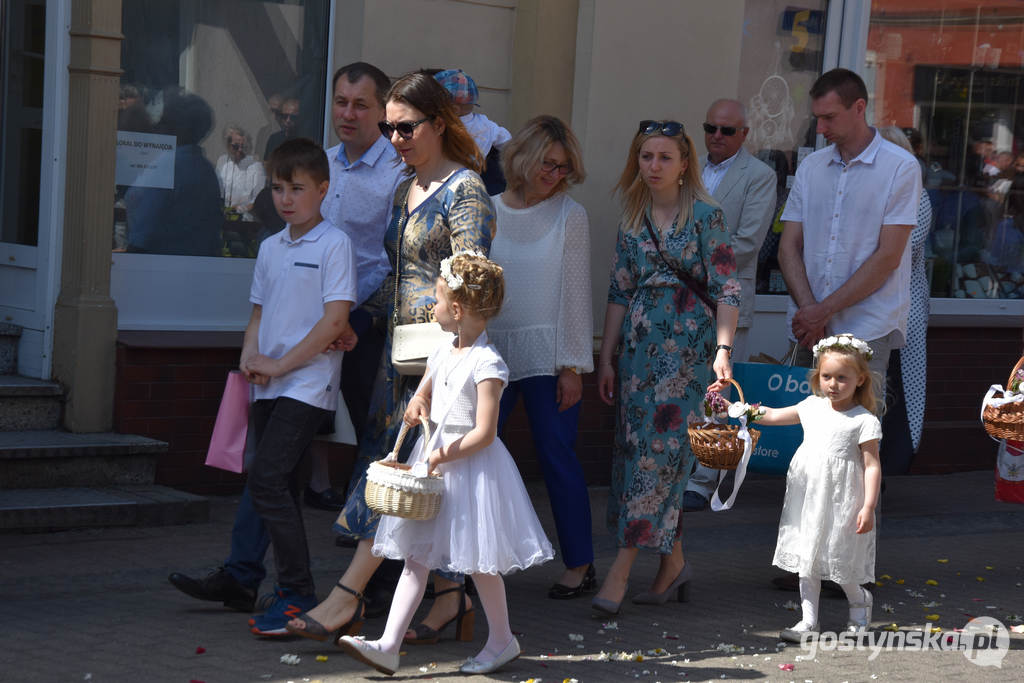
[440,252,505,320]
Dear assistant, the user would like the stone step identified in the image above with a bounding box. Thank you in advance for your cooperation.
[0,376,63,431]
[0,485,208,531]
[0,430,167,488]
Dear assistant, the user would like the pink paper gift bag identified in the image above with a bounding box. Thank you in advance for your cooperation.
[205,370,251,473]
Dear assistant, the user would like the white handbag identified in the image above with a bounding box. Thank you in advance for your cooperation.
[392,322,453,376]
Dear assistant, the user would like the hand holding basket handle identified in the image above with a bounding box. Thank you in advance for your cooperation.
[365,416,445,521]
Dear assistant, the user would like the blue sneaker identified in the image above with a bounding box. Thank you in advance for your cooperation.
[249,587,319,637]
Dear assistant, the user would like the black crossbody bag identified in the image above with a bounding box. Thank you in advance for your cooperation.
[643,215,718,318]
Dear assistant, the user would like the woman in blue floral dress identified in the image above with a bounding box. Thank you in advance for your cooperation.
[592,120,741,615]
[286,72,494,641]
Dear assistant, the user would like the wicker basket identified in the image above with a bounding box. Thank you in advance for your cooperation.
[982,356,1024,441]
[688,378,762,470]
[365,417,444,520]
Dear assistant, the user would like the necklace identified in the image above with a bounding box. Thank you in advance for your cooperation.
[443,345,472,387]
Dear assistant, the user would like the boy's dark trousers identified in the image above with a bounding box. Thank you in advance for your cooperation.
[248,396,330,596]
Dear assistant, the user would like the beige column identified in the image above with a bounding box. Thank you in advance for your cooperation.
[52,0,122,432]
[506,0,580,132]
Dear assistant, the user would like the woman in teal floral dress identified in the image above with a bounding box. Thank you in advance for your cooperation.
[287,72,494,640]
[592,121,740,615]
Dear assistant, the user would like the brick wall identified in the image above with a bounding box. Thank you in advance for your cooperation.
[115,326,1021,491]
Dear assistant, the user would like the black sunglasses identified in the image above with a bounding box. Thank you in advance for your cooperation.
[702,123,742,136]
[639,120,686,137]
[378,117,431,140]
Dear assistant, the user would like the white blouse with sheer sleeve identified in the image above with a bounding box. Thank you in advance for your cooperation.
[488,192,593,382]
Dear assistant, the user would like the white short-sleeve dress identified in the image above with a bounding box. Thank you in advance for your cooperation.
[373,332,554,575]
[773,396,882,585]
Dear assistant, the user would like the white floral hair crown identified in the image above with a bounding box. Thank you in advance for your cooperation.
[439,250,487,291]
[812,333,873,361]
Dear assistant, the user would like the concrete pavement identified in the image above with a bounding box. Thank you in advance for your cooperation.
[1,470,1022,682]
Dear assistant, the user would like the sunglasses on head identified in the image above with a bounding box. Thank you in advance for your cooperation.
[702,123,742,136]
[378,117,431,140]
[638,120,686,137]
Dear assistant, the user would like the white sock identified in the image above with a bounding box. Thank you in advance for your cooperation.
[470,572,514,659]
[840,582,866,604]
[375,560,430,654]
[797,576,821,628]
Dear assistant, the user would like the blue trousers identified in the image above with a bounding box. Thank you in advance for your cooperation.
[498,375,594,568]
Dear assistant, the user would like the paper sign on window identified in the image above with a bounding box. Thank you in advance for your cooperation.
[116,131,176,189]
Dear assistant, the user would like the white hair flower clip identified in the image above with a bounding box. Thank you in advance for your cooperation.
[812,333,873,361]
[440,250,488,291]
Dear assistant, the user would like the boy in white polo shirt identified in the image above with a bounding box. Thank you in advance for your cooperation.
[242,138,358,636]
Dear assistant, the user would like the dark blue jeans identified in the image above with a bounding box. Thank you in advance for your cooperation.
[498,374,594,568]
[247,396,330,595]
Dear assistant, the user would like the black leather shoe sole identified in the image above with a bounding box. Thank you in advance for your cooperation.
[168,571,256,612]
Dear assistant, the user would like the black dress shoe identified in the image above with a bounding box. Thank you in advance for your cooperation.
[304,486,346,511]
[168,567,256,612]
[548,564,597,600]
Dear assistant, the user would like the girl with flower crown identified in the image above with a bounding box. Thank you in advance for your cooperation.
[337,252,553,676]
[710,333,882,641]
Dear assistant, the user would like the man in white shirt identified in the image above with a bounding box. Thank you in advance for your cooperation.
[779,68,921,391]
[684,98,777,511]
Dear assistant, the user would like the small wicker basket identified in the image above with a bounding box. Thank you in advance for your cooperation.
[688,378,762,470]
[365,417,444,520]
[982,356,1024,441]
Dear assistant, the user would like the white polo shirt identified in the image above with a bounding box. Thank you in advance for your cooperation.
[781,130,921,344]
[250,220,357,410]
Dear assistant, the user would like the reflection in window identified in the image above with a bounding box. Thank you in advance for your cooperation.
[113,0,329,258]
[736,0,830,296]
[867,1,1024,299]
[0,0,46,247]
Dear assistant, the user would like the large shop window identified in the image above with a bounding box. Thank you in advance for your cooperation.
[737,0,830,296]
[114,0,329,259]
[867,0,1024,300]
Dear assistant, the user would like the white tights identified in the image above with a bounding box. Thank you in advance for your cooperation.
[797,576,865,627]
[372,559,514,661]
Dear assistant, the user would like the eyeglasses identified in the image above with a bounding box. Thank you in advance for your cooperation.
[638,120,686,137]
[540,159,572,176]
[702,123,743,137]
[229,143,244,150]
[279,113,298,122]
[378,117,431,140]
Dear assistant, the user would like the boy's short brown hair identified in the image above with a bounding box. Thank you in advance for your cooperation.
[268,137,329,185]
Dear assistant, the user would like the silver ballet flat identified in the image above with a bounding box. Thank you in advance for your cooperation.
[458,636,520,675]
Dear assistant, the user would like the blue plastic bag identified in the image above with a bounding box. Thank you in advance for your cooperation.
[730,360,813,475]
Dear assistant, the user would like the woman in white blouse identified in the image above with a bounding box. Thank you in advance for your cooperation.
[488,115,596,598]
[215,124,265,221]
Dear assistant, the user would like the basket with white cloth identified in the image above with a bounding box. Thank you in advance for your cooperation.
[365,416,444,520]
[981,356,1024,441]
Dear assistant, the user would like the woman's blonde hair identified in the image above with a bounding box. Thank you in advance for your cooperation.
[614,123,713,233]
[439,253,505,320]
[502,115,586,196]
[809,347,879,414]
[878,126,913,154]
[387,72,483,175]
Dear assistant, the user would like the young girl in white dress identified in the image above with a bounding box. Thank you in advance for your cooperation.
[338,252,553,676]
[711,334,881,641]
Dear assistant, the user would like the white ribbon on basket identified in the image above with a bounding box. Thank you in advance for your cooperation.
[980,384,1024,443]
[709,413,754,512]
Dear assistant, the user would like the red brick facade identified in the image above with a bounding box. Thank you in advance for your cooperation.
[115,327,1021,493]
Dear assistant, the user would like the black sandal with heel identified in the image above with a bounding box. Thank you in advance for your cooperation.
[285,581,365,642]
[403,584,475,644]
[548,563,597,600]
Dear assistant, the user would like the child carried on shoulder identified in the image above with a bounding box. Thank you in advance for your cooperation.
[709,333,882,642]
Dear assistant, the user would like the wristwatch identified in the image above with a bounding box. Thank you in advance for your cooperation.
[716,344,733,358]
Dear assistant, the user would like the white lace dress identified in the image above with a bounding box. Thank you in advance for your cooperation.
[773,396,882,584]
[373,332,554,574]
